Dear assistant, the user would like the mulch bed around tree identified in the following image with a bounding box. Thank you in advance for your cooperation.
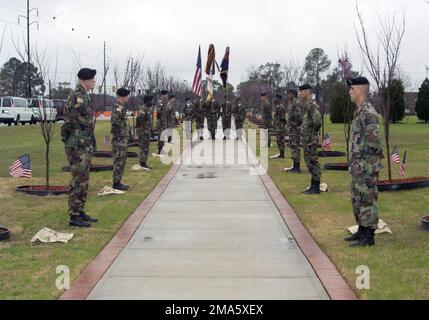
[422,216,429,231]
[15,185,69,196]
[0,226,11,241]
[62,165,114,172]
[378,177,429,192]
[92,151,138,158]
[324,163,349,171]
[318,151,346,157]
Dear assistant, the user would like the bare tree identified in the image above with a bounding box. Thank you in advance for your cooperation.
[140,62,167,94]
[32,42,59,98]
[282,54,306,89]
[0,23,7,55]
[355,1,406,180]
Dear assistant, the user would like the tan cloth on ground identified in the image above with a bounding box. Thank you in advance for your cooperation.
[320,183,329,192]
[348,219,392,235]
[131,164,145,171]
[31,227,73,244]
[98,186,125,196]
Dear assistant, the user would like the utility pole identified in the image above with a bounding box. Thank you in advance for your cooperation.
[103,41,107,110]
[18,0,39,98]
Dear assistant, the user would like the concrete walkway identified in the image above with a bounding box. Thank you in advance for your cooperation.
[87,124,329,300]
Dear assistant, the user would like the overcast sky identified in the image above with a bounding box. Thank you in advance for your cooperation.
[0,0,428,92]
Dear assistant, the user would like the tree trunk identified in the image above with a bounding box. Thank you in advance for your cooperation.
[45,141,50,189]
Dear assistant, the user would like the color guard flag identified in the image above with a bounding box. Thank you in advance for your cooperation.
[192,46,203,97]
[220,46,230,89]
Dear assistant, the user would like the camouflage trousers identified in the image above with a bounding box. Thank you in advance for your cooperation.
[276,129,286,154]
[196,116,205,138]
[303,137,321,181]
[288,132,301,163]
[263,122,272,147]
[157,127,167,153]
[222,116,232,137]
[139,133,150,165]
[235,118,244,138]
[66,147,91,217]
[112,142,127,184]
[207,115,218,139]
[351,173,380,229]
[184,119,193,140]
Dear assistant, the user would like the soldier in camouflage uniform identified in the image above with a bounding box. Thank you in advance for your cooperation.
[157,90,169,155]
[195,97,205,141]
[135,96,154,170]
[221,96,233,140]
[272,94,287,159]
[285,89,303,173]
[346,77,384,247]
[183,97,195,140]
[205,96,220,140]
[167,93,176,143]
[299,84,322,195]
[261,93,273,148]
[234,98,246,140]
[61,68,98,228]
[111,88,131,191]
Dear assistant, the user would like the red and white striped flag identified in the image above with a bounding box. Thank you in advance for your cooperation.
[192,46,203,97]
[391,145,400,164]
[322,133,332,151]
[399,150,407,177]
[9,154,32,178]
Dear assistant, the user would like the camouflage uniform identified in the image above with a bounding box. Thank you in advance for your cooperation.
[234,100,246,139]
[183,100,195,140]
[273,102,287,155]
[287,97,303,164]
[302,99,322,182]
[157,96,169,153]
[167,99,176,142]
[205,99,220,139]
[195,99,205,139]
[61,85,94,217]
[262,101,273,147]
[349,99,384,229]
[111,102,129,184]
[221,100,233,139]
[136,104,152,166]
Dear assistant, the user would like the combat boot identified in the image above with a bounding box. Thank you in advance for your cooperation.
[272,152,285,159]
[344,225,364,242]
[350,227,375,247]
[141,163,152,171]
[285,161,301,173]
[79,211,98,223]
[113,182,129,191]
[303,179,321,195]
[69,215,91,228]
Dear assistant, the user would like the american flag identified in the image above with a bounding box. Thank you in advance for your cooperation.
[391,145,401,164]
[322,133,332,151]
[192,46,203,97]
[399,150,407,177]
[9,154,32,178]
[104,133,110,151]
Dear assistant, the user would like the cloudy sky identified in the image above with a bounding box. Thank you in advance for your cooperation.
[0,0,428,92]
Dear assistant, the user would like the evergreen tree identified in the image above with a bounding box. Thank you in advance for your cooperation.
[416,78,429,123]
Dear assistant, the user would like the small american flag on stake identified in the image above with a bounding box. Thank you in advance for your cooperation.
[104,133,110,151]
[322,133,332,151]
[192,46,203,97]
[9,154,32,178]
[399,150,407,177]
[391,145,400,164]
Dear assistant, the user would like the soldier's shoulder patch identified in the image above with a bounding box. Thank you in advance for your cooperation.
[77,97,84,104]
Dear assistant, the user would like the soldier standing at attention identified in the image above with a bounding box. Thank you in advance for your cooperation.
[61,68,98,228]
[195,97,205,141]
[284,89,303,173]
[134,96,154,171]
[272,94,287,159]
[346,77,384,247]
[300,84,322,195]
[221,96,233,140]
[167,93,176,144]
[183,97,195,140]
[111,88,131,191]
[157,90,169,155]
[234,98,246,140]
[261,93,273,148]
[205,96,220,140]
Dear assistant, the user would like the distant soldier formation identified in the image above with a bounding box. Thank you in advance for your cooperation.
[62,68,382,247]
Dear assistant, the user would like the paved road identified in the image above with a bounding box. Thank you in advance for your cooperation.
[87,122,329,300]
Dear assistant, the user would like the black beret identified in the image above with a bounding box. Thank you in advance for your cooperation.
[116,88,131,97]
[160,90,169,95]
[288,89,298,96]
[78,68,96,80]
[299,84,312,91]
[347,77,370,87]
[185,97,191,102]
[168,93,176,99]
[143,96,154,103]
[260,93,267,97]
[275,94,283,99]
[237,98,242,101]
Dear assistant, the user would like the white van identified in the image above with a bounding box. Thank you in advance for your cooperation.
[28,98,57,123]
[0,96,36,126]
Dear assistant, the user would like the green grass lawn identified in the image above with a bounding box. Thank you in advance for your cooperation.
[247,116,429,299]
[0,121,183,299]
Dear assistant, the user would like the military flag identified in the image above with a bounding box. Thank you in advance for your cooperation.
[205,44,216,100]
[9,154,32,178]
[220,46,230,89]
[391,145,400,164]
[192,46,203,97]
[399,150,407,177]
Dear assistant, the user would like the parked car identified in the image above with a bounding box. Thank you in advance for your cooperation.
[52,99,67,121]
[28,98,57,123]
[0,96,36,126]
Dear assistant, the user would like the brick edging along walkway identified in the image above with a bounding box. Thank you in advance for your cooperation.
[60,144,192,300]
[246,149,358,300]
